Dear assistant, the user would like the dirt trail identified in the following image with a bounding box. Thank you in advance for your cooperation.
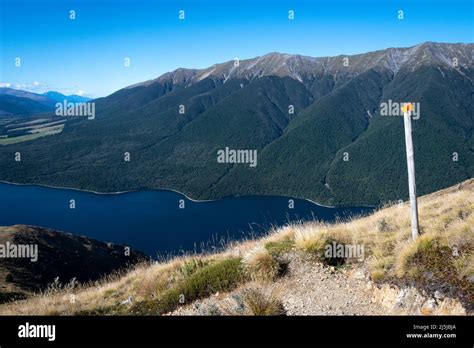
[171,252,385,315]
[278,253,384,315]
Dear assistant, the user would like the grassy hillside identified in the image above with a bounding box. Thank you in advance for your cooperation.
[1,179,471,315]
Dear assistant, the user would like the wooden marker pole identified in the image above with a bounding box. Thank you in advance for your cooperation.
[403,104,420,240]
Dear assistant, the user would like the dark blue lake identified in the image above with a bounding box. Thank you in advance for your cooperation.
[0,182,373,256]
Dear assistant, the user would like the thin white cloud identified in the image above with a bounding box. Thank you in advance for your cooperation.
[11,82,48,93]
[0,82,94,98]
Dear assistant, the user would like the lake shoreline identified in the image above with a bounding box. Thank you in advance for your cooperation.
[0,181,375,255]
[0,180,370,209]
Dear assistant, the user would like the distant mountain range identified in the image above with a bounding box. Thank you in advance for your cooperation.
[41,91,91,104]
[0,88,91,116]
[0,42,472,205]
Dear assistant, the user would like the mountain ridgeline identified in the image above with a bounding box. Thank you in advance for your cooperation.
[0,42,472,205]
[0,89,91,116]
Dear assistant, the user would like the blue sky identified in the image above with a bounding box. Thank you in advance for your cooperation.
[0,0,472,97]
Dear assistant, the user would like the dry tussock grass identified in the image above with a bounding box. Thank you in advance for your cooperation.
[242,245,280,281]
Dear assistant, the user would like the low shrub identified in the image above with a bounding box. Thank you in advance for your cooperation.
[131,258,245,315]
[265,237,294,257]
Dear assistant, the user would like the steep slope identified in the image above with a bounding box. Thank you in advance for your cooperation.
[207,68,392,201]
[327,65,474,204]
[0,225,147,302]
[137,75,314,195]
[0,42,472,205]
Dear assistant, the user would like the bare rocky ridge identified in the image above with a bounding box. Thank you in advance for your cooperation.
[133,42,473,89]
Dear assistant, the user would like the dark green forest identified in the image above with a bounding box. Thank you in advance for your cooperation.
[0,46,472,206]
